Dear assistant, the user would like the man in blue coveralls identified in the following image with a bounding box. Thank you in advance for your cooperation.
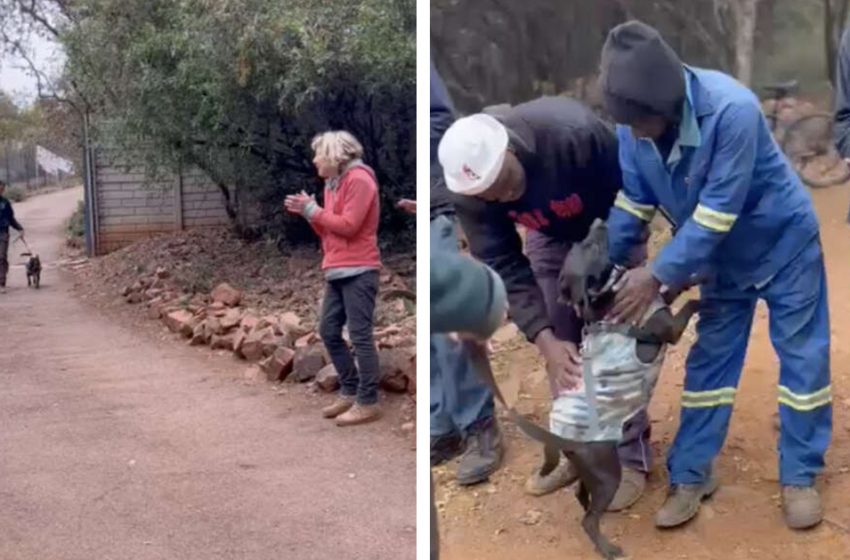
[429,58,504,485]
[600,21,832,530]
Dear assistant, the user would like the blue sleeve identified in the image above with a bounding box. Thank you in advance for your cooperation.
[651,102,757,288]
[430,59,455,166]
[608,125,657,266]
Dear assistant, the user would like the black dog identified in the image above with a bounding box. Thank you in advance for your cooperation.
[25,253,41,289]
[539,219,699,559]
[464,220,698,559]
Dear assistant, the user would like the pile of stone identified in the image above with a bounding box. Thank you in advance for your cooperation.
[120,272,416,397]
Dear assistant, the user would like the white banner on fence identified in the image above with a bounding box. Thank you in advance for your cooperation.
[36,145,74,176]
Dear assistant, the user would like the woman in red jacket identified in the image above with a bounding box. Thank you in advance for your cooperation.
[285,131,383,426]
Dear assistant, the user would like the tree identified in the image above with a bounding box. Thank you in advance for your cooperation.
[824,0,850,87]
[1,0,415,246]
[63,0,415,244]
[729,0,761,85]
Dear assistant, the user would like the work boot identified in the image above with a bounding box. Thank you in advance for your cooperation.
[431,431,464,467]
[457,417,503,486]
[321,395,355,419]
[524,457,578,496]
[608,468,647,511]
[782,485,823,529]
[655,478,719,528]
[335,403,381,427]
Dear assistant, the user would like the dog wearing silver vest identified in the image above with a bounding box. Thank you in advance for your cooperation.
[543,219,698,559]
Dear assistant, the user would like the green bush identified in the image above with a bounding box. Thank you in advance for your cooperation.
[64,0,415,250]
[5,185,26,202]
[66,200,85,248]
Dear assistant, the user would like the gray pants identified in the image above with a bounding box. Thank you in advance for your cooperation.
[319,271,380,405]
[526,229,653,473]
[0,229,9,288]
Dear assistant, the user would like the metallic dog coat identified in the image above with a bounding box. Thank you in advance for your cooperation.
[550,298,667,443]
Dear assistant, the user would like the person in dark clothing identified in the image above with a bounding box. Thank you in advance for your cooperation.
[430,250,509,560]
[438,96,653,509]
[0,180,25,294]
[427,58,504,486]
[834,27,850,192]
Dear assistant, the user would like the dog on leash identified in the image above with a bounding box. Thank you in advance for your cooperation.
[539,219,698,559]
[24,253,41,289]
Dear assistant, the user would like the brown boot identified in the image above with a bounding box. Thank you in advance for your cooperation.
[525,457,578,496]
[322,396,355,419]
[607,468,647,511]
[336,403,381,427]
[783,485,823,530]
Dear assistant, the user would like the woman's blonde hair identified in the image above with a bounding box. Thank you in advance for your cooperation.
[311,130,364,168]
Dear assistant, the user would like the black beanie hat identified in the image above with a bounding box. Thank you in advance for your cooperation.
[600,20,685,125]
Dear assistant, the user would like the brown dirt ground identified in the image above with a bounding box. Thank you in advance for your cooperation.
[436,184,850,560]
[0,187,415,560]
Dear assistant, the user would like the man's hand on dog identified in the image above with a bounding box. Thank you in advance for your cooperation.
[608,266,662,325]
[535,329,582,395]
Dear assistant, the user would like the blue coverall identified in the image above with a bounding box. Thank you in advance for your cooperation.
[429,59,495,438]
[608,66,832,487]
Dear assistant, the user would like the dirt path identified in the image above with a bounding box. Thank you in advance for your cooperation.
[0,188,415,560]
[436,184,850,560]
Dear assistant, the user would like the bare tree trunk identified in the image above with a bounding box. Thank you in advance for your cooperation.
[4,142,10,184]
[826,0,836,86]
[731,0,760,86]
[824,0,850,87]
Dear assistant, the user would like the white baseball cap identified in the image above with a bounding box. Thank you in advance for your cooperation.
[438,113,509,196]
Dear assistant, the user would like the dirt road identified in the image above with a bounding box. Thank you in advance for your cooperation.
[436,184,850,560]
[0,188,415,560]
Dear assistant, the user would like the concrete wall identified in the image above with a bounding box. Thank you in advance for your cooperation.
[93,149,231,254]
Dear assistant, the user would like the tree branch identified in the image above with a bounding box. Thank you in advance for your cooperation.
[14,0,61,38]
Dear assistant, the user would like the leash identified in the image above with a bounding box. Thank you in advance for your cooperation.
[13,233,34,255]
[462,340,577,476]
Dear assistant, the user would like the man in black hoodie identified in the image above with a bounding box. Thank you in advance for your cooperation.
[0,180,25,294]
[438,98,653,510]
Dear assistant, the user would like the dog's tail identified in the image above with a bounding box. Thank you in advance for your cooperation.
[464,341,585,473]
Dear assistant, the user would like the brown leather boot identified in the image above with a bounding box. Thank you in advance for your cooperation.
[322,396,355,419]
[336,403,381,427]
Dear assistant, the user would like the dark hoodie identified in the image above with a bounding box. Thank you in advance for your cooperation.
[450,96,621,343]
[430,59,456,219]
[0,195,23,234]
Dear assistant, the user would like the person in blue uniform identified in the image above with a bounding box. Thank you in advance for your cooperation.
[601,20,832,530]
[428,58,504,485]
